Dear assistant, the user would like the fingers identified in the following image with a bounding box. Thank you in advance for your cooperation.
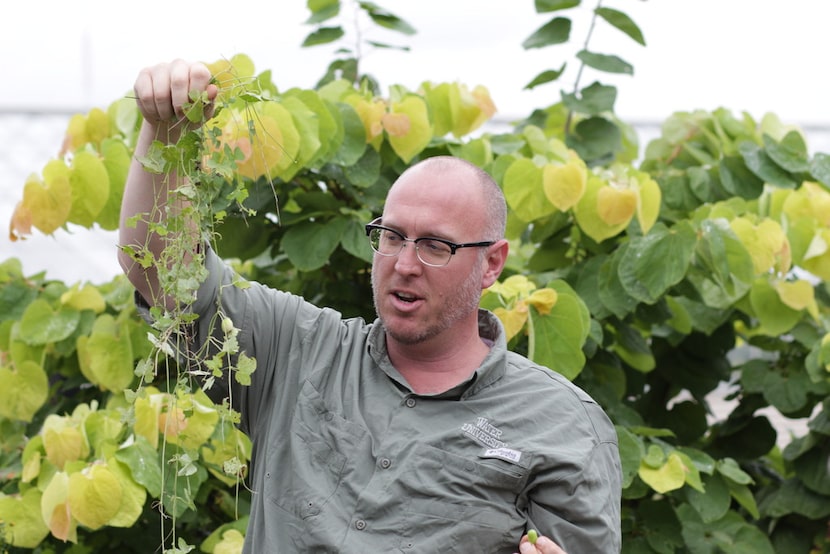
[133,59,214,124]
[517,534,567,554]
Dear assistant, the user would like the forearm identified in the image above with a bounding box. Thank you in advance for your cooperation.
[118,121,196,309]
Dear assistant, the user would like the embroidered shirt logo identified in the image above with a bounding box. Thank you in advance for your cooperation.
[461,417,507,449]
[482,447,522,463]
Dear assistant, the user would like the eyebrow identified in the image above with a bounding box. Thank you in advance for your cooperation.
[378,219,452,241]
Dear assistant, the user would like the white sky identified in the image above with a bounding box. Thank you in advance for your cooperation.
[4,0,829,124]
[2,0,830,283]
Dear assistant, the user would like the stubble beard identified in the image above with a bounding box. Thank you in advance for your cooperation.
[372,264,484,346]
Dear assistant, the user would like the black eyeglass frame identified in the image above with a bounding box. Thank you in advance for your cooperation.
[364,218,495,267]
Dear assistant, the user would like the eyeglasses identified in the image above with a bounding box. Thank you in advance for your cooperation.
[365,218,495,267]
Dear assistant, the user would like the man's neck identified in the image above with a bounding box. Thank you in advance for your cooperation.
[387,330,491,395]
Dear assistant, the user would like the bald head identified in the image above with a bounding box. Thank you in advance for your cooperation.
[389,156,507,241]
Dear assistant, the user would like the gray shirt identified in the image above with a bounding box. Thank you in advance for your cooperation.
[155,248,621,553]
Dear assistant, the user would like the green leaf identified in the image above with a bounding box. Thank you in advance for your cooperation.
[739,142,799,189]
[638,498,684,554]
[503,157,556,222]
[810,152,830,186]
[0,488,50,548]
[534,0,579,13]
[688,219,754,309]
[279,96,324,181]
[617,222,696,304]
[162,447,209,518]
[759,478,830,519]
[306,0,339,24]
[676,505,775,554]
[576,50,633,75]
[615,426,644,488]
[725,480,760,520]
[716,458,753,485]
[522,17,571,49]
[612,321,655,373]
[340,218,373,262]
[115,435,163,498]
[524,66,566,89]
[528,280,590,380]
[360,2,416,35]
[561,82,616,115]
[96,138,131,230]
[764,131,810,173]
[234,352,257,386]
[793,443,830,495]
[18,298,81,345]
[331,103,367,166]
[302,26,345,47]
[748,279,802,337]
[595,7,645,46]
[685,473,730,523]
[719,155,765,198]
[598,248,639,319]
[282,217,349,271]
[0,360,48,423]
[566,116,621,163]
[76,315,135,392]
[0,279,37,323]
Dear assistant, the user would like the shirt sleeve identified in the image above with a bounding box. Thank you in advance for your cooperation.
[526,402,622,552]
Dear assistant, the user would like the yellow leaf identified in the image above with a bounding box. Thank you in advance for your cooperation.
[347,96,386,149]
[61,283,106,313]
[215,529,246,554]
[9,200,32,241]
[597,186,637,226]
[776,279,817,313]
[731,217,790,275]
[487,274,537,301]
[19,165,73,236]
[451,83,496,137]
[574,176,631,243]
[67,464,122,530]
[206,53,257,104]
[385,95,433,163]
[105,457,147,528]
[493,306,528,341]
[40,472,77,543]
[43,416,88,470]
[527,288,558,315]
[638,452,686,494]
[134,394,161,448]
[636,174,661,234]
[542,161,587,211]
[67,151,110,228]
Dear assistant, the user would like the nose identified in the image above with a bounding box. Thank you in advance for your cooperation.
[394,241,422,275]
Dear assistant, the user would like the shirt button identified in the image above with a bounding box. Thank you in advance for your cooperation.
[405,397,416,408]
[379,457,392,469]
[354,519,367,531]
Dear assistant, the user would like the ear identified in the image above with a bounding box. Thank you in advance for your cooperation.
[480,239,509,289]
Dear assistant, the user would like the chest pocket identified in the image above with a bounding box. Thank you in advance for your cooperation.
[267,380,365,519]
[396,443,530,551]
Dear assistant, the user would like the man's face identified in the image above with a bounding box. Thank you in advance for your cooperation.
[371,165,491,346]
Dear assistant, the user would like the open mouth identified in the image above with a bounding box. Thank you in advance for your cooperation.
[395,292,418,303]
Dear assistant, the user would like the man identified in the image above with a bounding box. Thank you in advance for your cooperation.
[119,59,621,553]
